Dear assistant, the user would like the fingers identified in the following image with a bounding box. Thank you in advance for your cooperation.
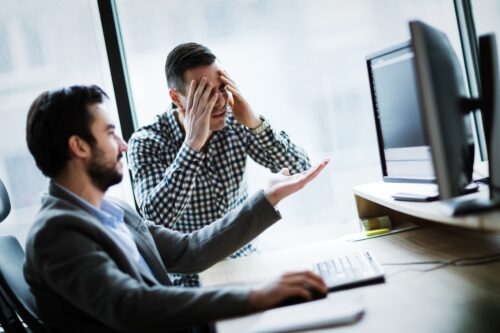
[186,80,197,111]
[199,82,214,110]
[192,77,209,111]
[279,168,290,176]
[228,91,235,107]
[189,77,218,117]
[282,285,311,300]
[271,270,328,305]
[219,70,236,85]
[282,270,321,279]
[219,71,240,98]
[298,159,329,185]
[204,92,219,116]
[281,271,328,294]
[220,75,234,87]
[224,83,240,98]
[251,271,328,310]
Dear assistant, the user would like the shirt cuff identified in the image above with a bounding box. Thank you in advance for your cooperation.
[176,142,205,171]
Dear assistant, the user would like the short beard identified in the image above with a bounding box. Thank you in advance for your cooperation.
[87,147,123,192]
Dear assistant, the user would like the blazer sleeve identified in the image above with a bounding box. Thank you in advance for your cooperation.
[147,190,282,273]
[26,214,256,333]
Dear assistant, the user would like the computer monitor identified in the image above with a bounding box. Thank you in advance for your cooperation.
[478,34,500,199]
[366,41,435,184]
[410,20,500,215]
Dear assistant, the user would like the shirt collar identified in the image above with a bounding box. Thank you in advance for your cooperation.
[51,181,124,226]
[163,107,185,145]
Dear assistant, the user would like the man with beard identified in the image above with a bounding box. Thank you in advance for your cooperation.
[24,85,328,332]
[128,43,312,286]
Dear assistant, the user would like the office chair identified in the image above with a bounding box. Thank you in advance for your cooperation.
[0,178,10,223]
[0,178,51,333]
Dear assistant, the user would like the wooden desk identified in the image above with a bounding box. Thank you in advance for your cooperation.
[353,182,500,231]
[200,183,500,333]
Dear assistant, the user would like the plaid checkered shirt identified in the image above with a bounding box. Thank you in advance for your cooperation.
[128,107,311,286]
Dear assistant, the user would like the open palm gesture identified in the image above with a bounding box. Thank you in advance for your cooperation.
[264,159,329,206]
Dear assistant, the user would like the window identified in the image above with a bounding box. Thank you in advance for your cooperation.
[472,0,500,37]
[0,0,134,245]
[115,0,464,249]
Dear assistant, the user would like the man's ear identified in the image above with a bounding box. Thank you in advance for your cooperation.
[169,89,185,111]
[67,135,91,159]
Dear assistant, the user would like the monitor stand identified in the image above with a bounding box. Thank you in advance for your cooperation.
[441,195,500,216]
[392,183,478,203]
[392,192,439,202]
[473,176,489,185]
[445,34,500,216]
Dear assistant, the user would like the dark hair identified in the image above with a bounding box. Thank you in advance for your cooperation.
[165,42,216,94]
[26,85,108,178]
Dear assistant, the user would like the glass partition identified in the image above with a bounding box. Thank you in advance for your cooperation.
[0,0,134,245]
[115,0,464,249]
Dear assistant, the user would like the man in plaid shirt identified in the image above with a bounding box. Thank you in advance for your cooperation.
[128,43,312,286]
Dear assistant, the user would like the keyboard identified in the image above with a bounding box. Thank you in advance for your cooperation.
[313,251,385,291]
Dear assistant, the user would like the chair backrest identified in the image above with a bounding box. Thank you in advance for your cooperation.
[0,178,50,332]
[0,236,51,333]
[0,178,11,223]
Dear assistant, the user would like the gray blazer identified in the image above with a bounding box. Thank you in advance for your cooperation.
[24,182,281,333]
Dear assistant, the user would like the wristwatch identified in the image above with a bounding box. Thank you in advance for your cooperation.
[250,116,270,134]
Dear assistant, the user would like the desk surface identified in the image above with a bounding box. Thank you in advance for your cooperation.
[200,224,500,333]
[353,182,500,231]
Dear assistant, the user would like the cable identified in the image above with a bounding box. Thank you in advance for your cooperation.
[386,263,448,278]
[449,253,500,266]
[382,252,500,277]
[382,260,446,266]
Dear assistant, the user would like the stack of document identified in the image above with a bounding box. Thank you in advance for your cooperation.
[216,292,364,333]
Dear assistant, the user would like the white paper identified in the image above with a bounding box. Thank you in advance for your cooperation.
[217,292,364,333]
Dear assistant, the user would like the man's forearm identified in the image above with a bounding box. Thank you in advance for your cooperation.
[152,191,281,273]
[30,227,255,332]
[248,124,312,174]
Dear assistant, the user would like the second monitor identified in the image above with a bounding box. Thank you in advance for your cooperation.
[410,20,500,215]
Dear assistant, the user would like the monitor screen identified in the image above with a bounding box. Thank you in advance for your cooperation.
[367,42,434,182]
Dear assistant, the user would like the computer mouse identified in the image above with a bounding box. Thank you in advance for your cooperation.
[277,286,327,307]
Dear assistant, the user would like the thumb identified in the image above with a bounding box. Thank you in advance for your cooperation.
[279,168,290,176]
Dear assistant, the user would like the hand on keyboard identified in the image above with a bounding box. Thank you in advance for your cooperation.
[277,285,327,307]
[248,271,327,311]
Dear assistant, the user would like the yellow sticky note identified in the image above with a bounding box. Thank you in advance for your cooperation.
[365,228,391,237]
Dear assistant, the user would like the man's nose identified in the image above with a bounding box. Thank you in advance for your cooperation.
[117,136,128,152]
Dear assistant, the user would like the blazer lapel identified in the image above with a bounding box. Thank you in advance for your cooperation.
[127,226,172,286]
[47,182,169,286]
[118,207,172,286]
